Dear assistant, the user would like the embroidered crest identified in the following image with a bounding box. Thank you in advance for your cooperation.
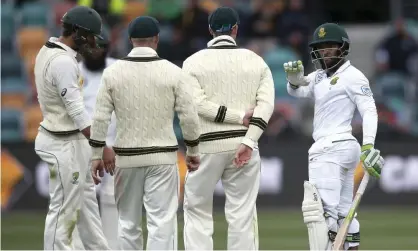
[361,85,373,97]
[330,77,339,85]
[315,72,325,84]
[78,76,84,88]
[318,27,326,38]
[72,172,79,184]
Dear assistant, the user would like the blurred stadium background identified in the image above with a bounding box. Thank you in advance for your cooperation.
[1,0,418,249]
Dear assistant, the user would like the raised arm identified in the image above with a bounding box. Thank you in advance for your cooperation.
[89,70,115,160]
[51,55,91,137]
[242,62,275,149]
[182,59,245,125]
[174,73,201,157]
[284,60,315,99]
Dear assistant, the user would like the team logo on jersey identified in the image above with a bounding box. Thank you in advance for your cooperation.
[318,27,326,38]
[330,77,339,85]
[361,85,373,97]
[78,76,84,88]
[61,88,67,97]
[72,172,79,184]
[315,72,325,84]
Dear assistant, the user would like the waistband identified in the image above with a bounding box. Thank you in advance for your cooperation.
[39,126,86,141]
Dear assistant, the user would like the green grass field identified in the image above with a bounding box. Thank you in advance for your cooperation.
[2,207,417,250]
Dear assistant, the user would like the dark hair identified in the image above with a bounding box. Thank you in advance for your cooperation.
[62,23,75,37]
[213,30,233,36]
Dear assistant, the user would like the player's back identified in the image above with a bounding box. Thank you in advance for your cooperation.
[184,38,266,132]
[34,39,81,133]
[103,55,183,147]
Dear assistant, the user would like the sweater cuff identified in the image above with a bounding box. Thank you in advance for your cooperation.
[241,137,256,150]
[91,147,104,160]
[186,145,199,157]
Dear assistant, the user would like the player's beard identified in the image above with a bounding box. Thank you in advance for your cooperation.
[84,52,107,72]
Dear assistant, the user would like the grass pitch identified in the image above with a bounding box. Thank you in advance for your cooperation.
[2,207,417,250]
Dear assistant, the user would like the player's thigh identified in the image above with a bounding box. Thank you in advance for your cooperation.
[143,165,178,224]
[114,167,145,224]
[329,140,361,170]
[35,133,81,204]
[308,160,341,216]
[183,153,226,204]
[222,149,261,202]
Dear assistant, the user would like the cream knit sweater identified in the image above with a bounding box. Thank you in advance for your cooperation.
[183,35,275,153]
[90,47,200,168]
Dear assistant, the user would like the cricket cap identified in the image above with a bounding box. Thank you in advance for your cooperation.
[128,16,160,39]
[208,7,240,33]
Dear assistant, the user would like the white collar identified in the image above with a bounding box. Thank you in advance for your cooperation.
[48,37,77,58]
[207,35,237,47]
[335,60,351,74]
[127,47,158,57]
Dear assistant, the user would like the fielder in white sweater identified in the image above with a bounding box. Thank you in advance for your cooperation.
[89,16,200,250]
[182,7,275,251]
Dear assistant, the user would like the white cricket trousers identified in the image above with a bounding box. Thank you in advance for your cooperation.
[100,173,119,250]
[183,150,260,250]
[114,164,179,250]
[308,138,361,247]
[34,128,109,250]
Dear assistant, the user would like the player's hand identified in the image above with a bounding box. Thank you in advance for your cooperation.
[360,144,384,179]
[243,108,254,127]
[103,146,116,176]
[233,144,253,168]
[283,60,309,87]
[186,155,200,172]
[91,159,105,185]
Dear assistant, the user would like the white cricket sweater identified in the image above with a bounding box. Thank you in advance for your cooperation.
[35,37,90,135]
[89,47,200,168]
[182,35,275,153]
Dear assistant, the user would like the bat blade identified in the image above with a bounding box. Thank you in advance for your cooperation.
[332,172,370,250]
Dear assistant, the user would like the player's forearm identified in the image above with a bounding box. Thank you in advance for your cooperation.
[178,109,201,156]
[242,103,273,149]
[198,102,244,124]
[361,107,378,146]
[287,82,311,98]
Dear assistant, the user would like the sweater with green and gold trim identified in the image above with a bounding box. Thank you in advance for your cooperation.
[89,47,200,168]
[182,35,275,153]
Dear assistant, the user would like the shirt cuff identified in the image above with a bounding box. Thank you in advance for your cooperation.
[241,137,256,150]
[91,147,104,160]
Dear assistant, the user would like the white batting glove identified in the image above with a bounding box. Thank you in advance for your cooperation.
[283,60,309,88]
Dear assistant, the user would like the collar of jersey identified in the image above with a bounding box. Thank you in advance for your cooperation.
[333,60,351,76]
[207,35,237,48]
[48,37,77,58]
[128,47,158,58]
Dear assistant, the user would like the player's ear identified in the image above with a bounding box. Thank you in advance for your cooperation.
[231,25,238,36]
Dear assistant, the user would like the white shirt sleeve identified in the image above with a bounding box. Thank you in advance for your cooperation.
[51,55,91,130]
[344,76,378,146]
[287,71,316,99]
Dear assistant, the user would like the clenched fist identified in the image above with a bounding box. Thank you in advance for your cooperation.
[283,60,309,88]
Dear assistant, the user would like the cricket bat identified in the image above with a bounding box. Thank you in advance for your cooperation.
[332,172,370,250]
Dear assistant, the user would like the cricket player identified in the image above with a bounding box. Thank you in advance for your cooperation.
[78,28,119,250]
[33,6,110,250]
[283,23,384,250]
[89,16,201,250]
[182,7,275,250]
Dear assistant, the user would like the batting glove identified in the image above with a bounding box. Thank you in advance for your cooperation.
[360,144,384,179]
[283,60,309,88]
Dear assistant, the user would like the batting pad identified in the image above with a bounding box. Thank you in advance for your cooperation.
[302,181,330,250]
